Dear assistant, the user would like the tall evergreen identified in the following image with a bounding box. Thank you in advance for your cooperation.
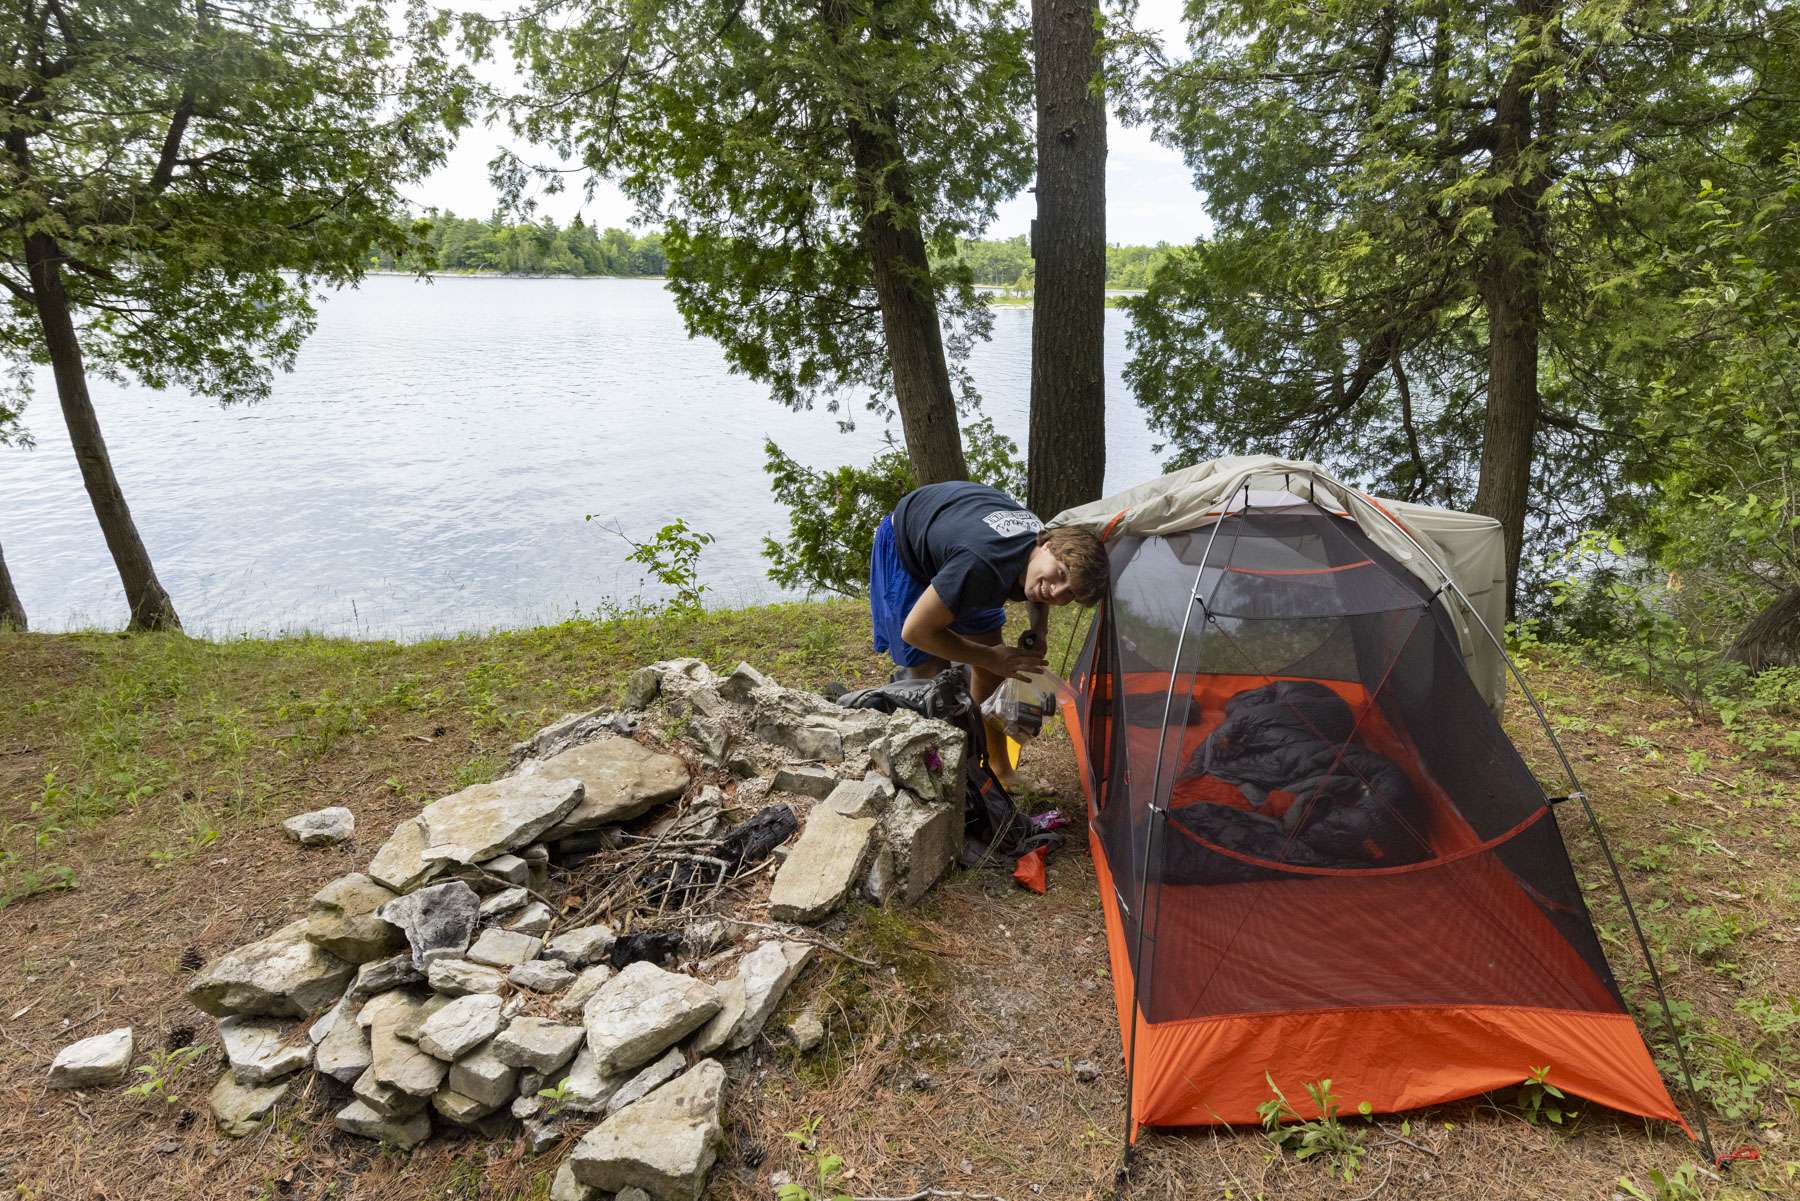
[1128,0,1798,608]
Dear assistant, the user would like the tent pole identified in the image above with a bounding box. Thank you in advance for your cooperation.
[1117,497,1236,1185]
[1349,492,1720,1165]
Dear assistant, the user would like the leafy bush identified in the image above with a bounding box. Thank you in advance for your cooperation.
[762,415,1026,597]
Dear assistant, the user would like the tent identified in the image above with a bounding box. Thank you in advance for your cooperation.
[1048,456,1706,1155]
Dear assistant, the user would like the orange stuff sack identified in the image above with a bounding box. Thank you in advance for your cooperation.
[1013,846,1048,894]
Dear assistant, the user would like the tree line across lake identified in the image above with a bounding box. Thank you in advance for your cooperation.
[382,213,1169,291]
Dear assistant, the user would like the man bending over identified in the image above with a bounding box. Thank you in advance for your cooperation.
[870,481,1107,702]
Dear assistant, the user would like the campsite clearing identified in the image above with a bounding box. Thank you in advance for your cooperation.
[0,607,1795,1199]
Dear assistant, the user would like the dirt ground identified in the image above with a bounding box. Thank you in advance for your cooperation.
[1,623,1795,1201]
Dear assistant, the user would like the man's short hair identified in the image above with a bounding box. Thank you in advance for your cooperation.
[1040,526,1109,605]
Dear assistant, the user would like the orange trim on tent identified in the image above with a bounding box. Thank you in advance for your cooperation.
[1086,814,1689,1141]
[1224,558,1375,576]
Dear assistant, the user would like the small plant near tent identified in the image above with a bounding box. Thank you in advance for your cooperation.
[1516,1065,1569,1125]
[1617,1162,1706,1201]
[1256,1074,1369,1183]
[778,1116,853,1201]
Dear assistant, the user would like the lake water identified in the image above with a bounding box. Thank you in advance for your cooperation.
[2,276,1167,638]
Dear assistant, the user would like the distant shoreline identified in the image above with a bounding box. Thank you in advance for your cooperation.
[364,268,669,282]
[362,269,1144,304]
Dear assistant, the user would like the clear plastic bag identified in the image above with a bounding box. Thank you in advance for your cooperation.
[980,666,1062,744]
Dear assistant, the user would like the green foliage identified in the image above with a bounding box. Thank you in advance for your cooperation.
[536,1077,576,1119]
[779,1117,853,1201]
[469,0,1033,425]
[1515,1065,1568,1126]
[1125,0,1797,589]
[377,212,667,276]
[586,518,715,615]
[1257,1074,1369,1184]
[1617,1163,1706,1201]
[944,235,1173,291]
[0,0,467,414]
[124,1044,209,1104]
[762,416,1025,597]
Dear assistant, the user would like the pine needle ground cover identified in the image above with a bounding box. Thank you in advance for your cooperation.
[0,610,1794,1200]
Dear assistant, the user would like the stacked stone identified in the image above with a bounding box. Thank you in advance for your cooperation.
[155,659,965,1201]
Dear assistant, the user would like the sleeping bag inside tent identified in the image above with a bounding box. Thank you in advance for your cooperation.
[1052,457,1689,1138]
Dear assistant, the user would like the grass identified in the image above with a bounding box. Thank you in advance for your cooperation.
[0,612,1795,1200]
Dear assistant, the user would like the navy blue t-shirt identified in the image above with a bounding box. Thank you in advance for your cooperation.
[890,482,1043,616]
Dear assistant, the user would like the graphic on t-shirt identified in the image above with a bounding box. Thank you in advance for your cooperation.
[982,509,1043,538]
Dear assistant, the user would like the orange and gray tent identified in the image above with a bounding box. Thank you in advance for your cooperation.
[1048,457,1710,1159]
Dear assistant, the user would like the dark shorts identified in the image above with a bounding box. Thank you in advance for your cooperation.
[869,514,1007,668]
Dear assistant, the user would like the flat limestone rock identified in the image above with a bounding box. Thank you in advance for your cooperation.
[526,737,690,834]
[552,1160,603,1201]
[691,940,813,1054]
[825,775,896,819]
[352,1065,429,1118]
[869,711,965,805]
[283,806,355,846]
[432,1088,501,1125]
[767,810,876,924]
[479,887,530,920]
[188,921,355,1018]
[558,965,615,1018]
[557,1047,629,1114]
[366,817,444,892]
[467,927,542,968]
[209,1073,289,1137]
[544,924,616,968]
[219,1016,313,1084]
[447,1041,518,1108]
[510,959,577,993]
[367,996,449,1097]
[348,953,422,1000]
[305,873,404,962]
[494,1017,585,1074]
[48,1027,133,1089]
[881,790,959,904]
[417,993,505,1062]
[771,765,836,799]
[569,1059,727,1201]
[416,775,585,866]
[377,881,481,972]
[427,958,507,997]
[334,1098,432,1148]
[508,901,555,936]
[583,962,721,1076]
[604,1046,684,1115]
[315,1002,374,1083]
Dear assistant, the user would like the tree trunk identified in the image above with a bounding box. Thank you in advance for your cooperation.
[1471,1,1553,616]
[0,538,25,630]
[826,0,968,486]
[1026,0,1108,520]
[23,232,181,631]
[1727,585,1800,672]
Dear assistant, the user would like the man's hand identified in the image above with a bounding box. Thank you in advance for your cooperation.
[982,641,1048,683]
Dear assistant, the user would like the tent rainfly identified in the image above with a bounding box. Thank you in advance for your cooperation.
[1048,456,1711,1167]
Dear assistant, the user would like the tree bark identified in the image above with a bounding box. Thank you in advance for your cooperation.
[1471,0,1553,615]
[1026,0,1108,520]
[23,231,181,631]
[0,538,25,630]
[827,0,968,486]
[1727,585,1800,672]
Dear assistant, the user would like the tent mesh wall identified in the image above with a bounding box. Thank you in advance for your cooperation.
[1069,499,1684,1132]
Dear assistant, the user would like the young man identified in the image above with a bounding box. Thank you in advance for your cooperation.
[869,480,1108,701]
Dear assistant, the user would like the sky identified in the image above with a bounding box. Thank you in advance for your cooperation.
[410,0,1208,247]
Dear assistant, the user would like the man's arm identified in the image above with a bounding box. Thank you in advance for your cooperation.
[901,587,1046,684]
